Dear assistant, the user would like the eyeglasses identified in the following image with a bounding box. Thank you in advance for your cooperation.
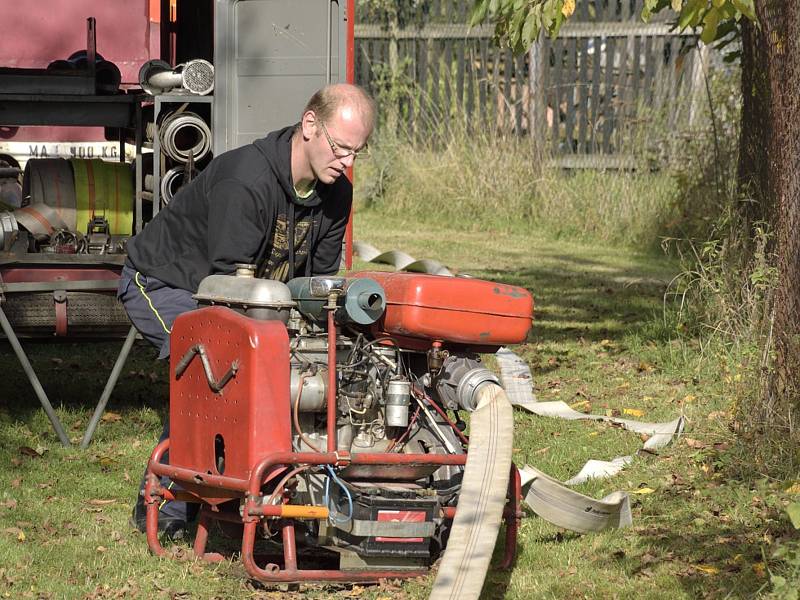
[318,120,369,160]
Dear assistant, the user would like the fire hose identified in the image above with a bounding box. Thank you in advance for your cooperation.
[430,380,514,600]
[150,111,212,164]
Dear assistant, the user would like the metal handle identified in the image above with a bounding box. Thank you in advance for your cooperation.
[174,344,239,394]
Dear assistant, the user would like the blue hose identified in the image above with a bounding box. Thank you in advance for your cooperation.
[323,465,353,524]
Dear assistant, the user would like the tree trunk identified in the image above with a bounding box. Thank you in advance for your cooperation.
[753,0,800,439]
[737,17,773,228]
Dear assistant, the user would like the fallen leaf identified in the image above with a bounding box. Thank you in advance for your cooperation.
[96,546,107,553]
[707,411,728,420]
[685,438,707,449]
[3,527,24,542]
[785,483,800,495]
[88,499,117,506]
[534,446,550,455]
[633,487,656,495]
[753,562,766,578]
[682,394,697,403]
[100,412,122,423]
[10,479,21,488]
[637,362,655,373]
[623,408,645,418]
[696,565,719,575]
[0,499,18,509]
[786,503,800,529]
[570,399,591,410]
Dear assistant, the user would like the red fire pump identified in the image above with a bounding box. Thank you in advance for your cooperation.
[144,268,533,586]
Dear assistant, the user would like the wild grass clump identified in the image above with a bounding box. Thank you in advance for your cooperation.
[356,121,680,248]
[656,68,795,477]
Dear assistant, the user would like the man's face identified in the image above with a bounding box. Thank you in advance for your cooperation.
[304,105,371,184]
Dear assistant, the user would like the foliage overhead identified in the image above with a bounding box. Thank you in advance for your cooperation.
[358,0,432,30]
[469,0,757,53]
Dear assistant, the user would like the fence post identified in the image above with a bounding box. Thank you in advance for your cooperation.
[688,41,710,128]
[386,9,400,134]
[529,39,546,148]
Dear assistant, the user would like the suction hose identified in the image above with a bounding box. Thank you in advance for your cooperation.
[429,380,514,600]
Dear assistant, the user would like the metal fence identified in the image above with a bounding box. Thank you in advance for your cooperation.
[355,0,708,167]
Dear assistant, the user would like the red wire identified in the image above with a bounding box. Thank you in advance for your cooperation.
[412,385,469,446]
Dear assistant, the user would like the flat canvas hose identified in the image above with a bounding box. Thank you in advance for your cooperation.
[430,382,514,600]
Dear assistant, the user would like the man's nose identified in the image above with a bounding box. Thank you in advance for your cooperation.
[340,153,356,168]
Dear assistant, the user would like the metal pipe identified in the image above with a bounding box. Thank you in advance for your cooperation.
[326,299,337,452]
[499,464,522,570]
[0,305,70,446]
[147,71,184,90]
[248,504,329,519]
[80,325,138,448]
[282,522,298,572]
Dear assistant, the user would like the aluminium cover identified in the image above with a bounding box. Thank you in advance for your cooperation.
[214,0,348,154]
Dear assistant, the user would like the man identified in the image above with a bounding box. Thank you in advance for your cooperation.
[121,83,375,537]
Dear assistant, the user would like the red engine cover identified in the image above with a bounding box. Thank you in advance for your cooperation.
[169,306,291,495]
[353,271,533,350]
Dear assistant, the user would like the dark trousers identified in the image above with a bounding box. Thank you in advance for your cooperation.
[118,263,198,521]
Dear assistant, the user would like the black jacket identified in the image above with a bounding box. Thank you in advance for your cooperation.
[126,126,352,292]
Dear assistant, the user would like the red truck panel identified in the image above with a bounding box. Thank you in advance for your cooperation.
[0,0,157,143]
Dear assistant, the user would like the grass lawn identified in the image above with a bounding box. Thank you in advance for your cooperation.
[0,210,792,599]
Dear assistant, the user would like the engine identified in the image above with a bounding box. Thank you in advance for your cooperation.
[160,266,533,574]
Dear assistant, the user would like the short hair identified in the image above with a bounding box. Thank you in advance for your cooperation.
[303,83,376,132]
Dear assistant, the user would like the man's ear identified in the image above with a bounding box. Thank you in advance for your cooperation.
[301,110,317,141]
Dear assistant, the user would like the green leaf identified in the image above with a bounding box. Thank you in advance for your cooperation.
[469,1,489,26]
[700,6,721,43]
[671,0,683,11]
[678,0,704,30]
[731,0,756,21]
[711,0,725,7]
[542,0,559,31]
[509,8,527,48]
[521,8,541,46]
[787,502,800,529]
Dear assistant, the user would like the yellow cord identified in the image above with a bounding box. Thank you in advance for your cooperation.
[159,481,175,510]
[134,271,172,334]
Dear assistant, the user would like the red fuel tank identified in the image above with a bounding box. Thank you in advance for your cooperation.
[352,271,533,350]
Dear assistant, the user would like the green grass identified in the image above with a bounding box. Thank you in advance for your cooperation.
[0,211,794,599]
